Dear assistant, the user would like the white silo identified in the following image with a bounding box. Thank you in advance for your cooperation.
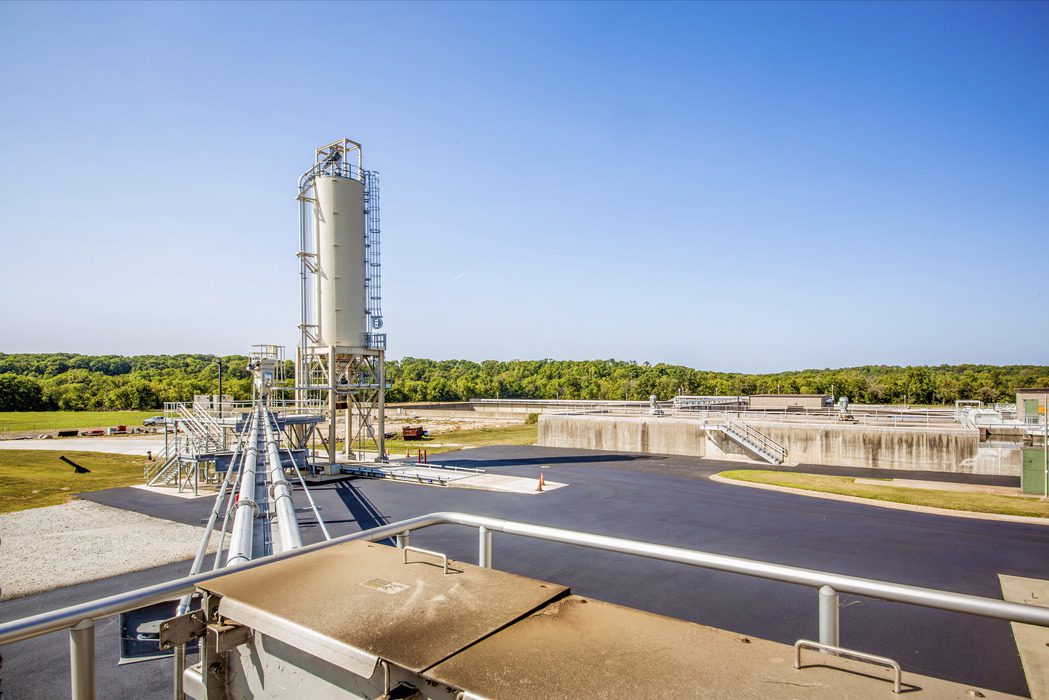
[313,174,367,349]
[296,138,387,473]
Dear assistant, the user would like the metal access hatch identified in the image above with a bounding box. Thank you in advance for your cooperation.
[198,540,567,677]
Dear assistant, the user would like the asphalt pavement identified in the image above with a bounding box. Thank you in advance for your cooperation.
[2,445,1045,698]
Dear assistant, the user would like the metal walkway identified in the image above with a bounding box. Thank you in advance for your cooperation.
[340,461,484,486]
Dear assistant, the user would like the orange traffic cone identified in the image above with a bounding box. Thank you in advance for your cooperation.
[536,472,545,492]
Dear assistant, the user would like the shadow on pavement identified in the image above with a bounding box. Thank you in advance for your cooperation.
[333,480,393,544]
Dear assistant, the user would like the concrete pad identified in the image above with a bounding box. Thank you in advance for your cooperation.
[128,484,220,500]
[449,473,568,494]
[1000,574,1049,699]
[384,465,475,482]
[0,436,164,456]
[429,594,1018,699]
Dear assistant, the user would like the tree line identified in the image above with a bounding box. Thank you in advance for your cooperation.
[0,353,1046,411]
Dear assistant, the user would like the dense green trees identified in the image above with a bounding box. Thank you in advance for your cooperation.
[0,374,46,410]
[0,354,254,411]
[0,353,1045,411]
[384,358,1048,405]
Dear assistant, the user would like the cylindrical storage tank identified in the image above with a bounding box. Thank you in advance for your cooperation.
[314,175,366,349]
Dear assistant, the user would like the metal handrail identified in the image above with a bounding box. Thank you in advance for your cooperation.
[5,512,1049,696]
[723,417,788,462]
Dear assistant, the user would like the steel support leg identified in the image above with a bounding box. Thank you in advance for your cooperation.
[818,585,839,649]
[69,619,95,700]
[396,532,411,549]
[174,643,186,700]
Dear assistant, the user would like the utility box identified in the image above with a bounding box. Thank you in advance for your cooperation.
[1022,447,1048,495]
[1016,389,1049,425]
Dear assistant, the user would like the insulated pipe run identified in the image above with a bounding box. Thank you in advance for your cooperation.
[177,406,255,614]
[225,411,261,566]
[262,406,302,553]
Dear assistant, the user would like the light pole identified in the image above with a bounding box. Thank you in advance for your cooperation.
[217,358,225,450]
[217,358,223,418]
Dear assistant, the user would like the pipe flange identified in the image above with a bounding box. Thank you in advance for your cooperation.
[235,498,260,519]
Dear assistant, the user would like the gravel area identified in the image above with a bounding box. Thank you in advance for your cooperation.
[0,499,214,600]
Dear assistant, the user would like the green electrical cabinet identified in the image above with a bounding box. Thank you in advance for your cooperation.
[1022,448,1048,495]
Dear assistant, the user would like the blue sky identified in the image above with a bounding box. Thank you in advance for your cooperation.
[0,1,1046,372]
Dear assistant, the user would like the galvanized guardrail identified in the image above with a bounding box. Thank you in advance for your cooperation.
[3,512,1049,699]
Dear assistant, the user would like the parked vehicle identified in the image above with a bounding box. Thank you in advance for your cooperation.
[143,416,164,426]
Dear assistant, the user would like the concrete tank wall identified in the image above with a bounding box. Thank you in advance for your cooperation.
[538,415,986,474]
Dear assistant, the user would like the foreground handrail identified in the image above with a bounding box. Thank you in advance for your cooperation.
[0,513,442,647]
[4,510,1049,647]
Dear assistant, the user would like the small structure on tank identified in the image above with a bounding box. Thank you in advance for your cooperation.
[749,394,832,411]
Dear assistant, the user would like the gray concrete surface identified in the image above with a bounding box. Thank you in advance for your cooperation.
[0,436,164,455]
[1000,574,1049,700]
[540,413,984,472]
[2,446,1045,698]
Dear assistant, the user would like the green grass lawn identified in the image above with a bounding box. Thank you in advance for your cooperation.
[718,470,1049,519]
[0,410,159,434]
[0,449,148,514]
[341,423,538,457]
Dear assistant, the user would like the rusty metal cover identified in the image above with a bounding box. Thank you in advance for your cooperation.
[200,540,567,674]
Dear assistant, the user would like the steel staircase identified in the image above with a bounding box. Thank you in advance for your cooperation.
[143,402,228,488]
[143,440,183,486]
[175,404,224,453]
[718,418,788,465]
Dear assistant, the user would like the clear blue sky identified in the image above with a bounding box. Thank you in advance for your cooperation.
[1,1,1046,372]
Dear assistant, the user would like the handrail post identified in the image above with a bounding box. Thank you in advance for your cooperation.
[478,525,492,568]
[69,619,95,700]
[819,585,839,650]
[395,531,410,549]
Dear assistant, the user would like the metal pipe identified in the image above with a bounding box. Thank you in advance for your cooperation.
[225,412,260,566]
[212,446,246,571]
[177,406,255,614]
[818,585,839,649]
[262,406,302,553]
[69,619,95,700]
[270,410,330,540]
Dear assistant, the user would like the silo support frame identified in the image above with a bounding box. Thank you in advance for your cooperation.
[297,345,387,472]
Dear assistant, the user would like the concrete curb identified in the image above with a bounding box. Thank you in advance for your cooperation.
[709,473,1049,527]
